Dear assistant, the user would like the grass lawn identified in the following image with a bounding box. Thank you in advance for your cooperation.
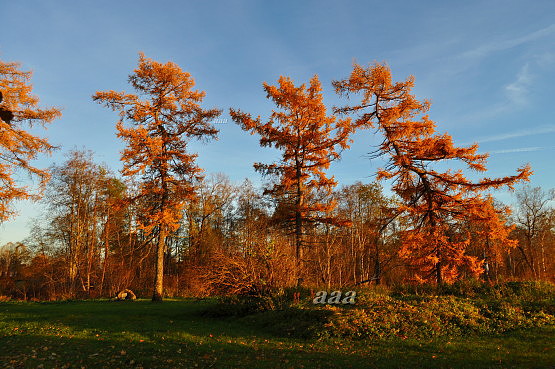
[0,299,553,368]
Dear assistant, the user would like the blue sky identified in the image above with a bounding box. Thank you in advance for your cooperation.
[1,0,555,244]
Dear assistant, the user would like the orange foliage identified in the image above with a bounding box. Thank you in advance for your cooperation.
[334,63,531,283]
[93,53,220,233]
[465,197,517,276]
[230,75,352,272]
[0,59,61,221]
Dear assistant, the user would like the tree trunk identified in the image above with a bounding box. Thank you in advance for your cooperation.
[152,227,167,302]
[435,249,442,284]
[100,215,109,296]
[373,231,382,285]
[374,255,382,285]
[434,231,442,284]
[295,164,304,286]
[430,218,442,285]
[295,206,303,263]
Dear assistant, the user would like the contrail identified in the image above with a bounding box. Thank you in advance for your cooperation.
[487,146,555,154]
[464,125,555,145]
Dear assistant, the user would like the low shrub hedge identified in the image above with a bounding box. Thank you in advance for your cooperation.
[203,281,555,340]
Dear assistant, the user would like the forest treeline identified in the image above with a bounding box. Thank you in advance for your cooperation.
[0,54,553,301]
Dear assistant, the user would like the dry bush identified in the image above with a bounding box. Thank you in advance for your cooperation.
[198,247,296,295]
[198,251,266,295]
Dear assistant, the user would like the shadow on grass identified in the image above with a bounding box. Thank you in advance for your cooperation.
[2,328,554,369]
[2,299,276,340]
[0,329,376,369]
[1,300,553,368]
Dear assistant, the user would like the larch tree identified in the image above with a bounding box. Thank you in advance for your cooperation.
[230,75,352,283]
[0,59,61,221]
[333,63,531,284]
[461,198,514,280]
[94,53,220,301]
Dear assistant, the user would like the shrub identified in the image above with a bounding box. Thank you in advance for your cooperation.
[324,294,555,340]
[498,281,555,300]
[324,296,485,339]
[201,289,292,318]
[391,280,555,300]
[202,282,555,340]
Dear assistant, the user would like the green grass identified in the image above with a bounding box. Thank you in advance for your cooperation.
[0,299,553,368]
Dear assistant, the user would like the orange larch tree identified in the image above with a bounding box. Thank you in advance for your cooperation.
[0,59,61,222]
[94,53,221,301]
[463,197,517,281]
[333,63,531,284]
[230,75,352,283]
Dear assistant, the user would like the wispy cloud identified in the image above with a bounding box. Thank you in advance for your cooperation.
[453,52,555,126]
[465,125,555,145]
[488,146,545,154]
[434,26,555,127]
[505,63,532,106]
[536,51,555,67]
[461,23,555,59]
